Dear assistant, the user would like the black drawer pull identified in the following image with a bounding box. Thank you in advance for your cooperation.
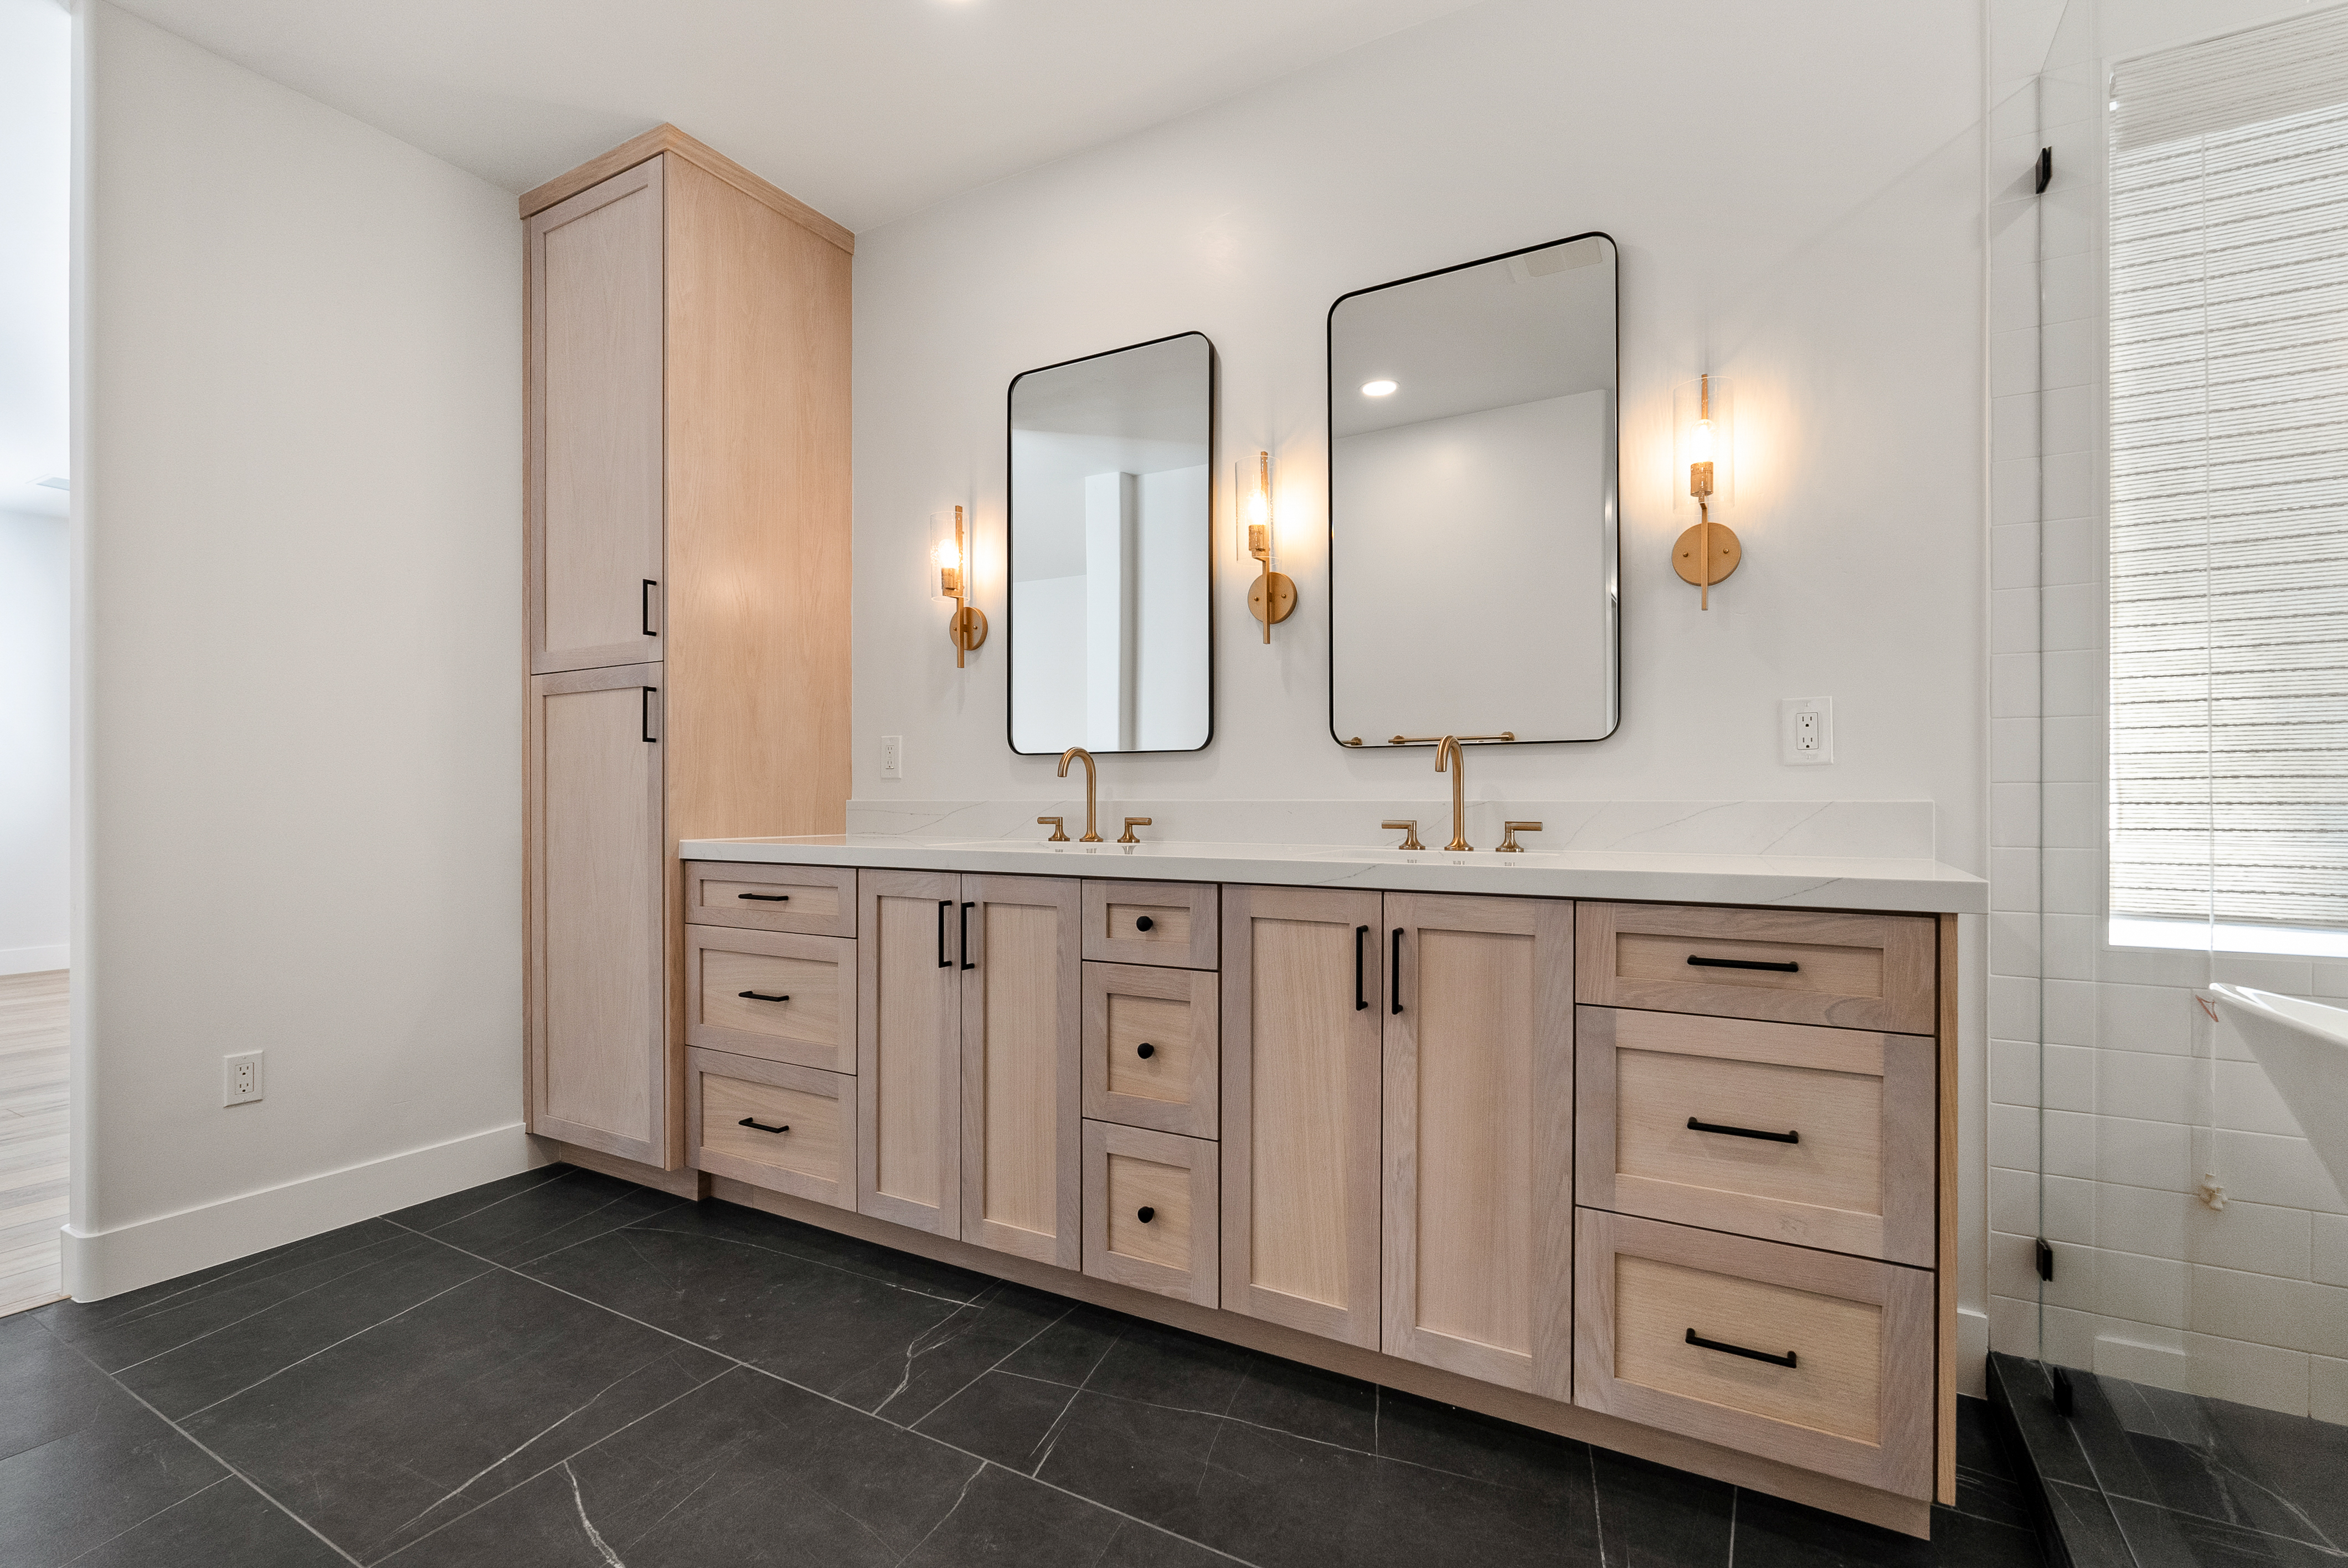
[1355,925,1369,1010]
[738,1117,790,1135]
[1135,915,1155,932]
[938,901,952,967]
[1687,1116,1798,1144]
[1687,955,1799,973]
[738,991,790,1003]
[737,893,790,902]
[1136,1042,1155,1059]
[1136,1206,1155,1223]
[1391,928,1404,1015]
[1686,1328,1795,1368]
[960,902,976,971]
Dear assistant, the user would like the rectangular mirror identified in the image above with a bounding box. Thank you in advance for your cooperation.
[1009,332,1214,754]
[1328,234,1618,749]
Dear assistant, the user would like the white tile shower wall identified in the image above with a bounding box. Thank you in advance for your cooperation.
[1983,0,2348,1420]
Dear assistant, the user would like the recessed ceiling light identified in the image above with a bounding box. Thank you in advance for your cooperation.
[1361,379,1397,397]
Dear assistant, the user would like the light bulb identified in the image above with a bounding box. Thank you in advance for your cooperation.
[1690,417,1713,464]
[1361,379,1397,397]
[1244,491,1269,527]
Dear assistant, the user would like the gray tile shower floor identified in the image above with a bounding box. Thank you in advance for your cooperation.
[4,1165,2044,1566]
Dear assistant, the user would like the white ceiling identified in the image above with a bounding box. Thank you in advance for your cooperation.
[108,0,1487,233]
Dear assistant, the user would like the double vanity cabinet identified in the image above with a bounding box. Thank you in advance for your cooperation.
[542,848,1963,1538]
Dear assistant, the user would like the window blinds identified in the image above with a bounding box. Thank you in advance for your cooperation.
[2108,6,2348,950]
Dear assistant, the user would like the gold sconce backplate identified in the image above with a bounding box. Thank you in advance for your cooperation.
[949,605,988,653]
[1249,570,1297,628]
[1671,523,1741,590]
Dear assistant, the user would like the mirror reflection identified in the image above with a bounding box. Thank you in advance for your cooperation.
[1328,234,1618,748]
[1008,332,1213,755]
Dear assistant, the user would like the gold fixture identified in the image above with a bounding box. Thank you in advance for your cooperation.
[1390,733,1513,746]
[1672,374,1740,610]
[1497,821,1544,853]
[1434,735,1471,852]
[933,505,987,666]
[1118,816,1151,844]
[1057,746,1103,842]
[1382,819,1424,850]
[1239,451,1295,643]
[1037,815,1068,843]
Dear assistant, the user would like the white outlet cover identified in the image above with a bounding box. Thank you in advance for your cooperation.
[879,734,904,780]
[1779,697,1835,765]
[223,1049,266,1106]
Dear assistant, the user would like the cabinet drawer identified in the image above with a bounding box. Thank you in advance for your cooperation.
[685,925,856,1074]
[1577,1008,1935,1265]
[1083,963,1218,1138]
[684,860,857,937]
[687,1048,856,1209]
[1083,1121,1218,1306]
[1576,903,1935,1034]
[1083,880,1218,969]
[1575,1210,1933,1498]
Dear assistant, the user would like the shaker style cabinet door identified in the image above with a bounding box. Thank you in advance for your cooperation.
[528,665,667,1164]
[528,157,666,675]
[958,875,1083,1268]
[1219,886,1384,1348]
[857,869,963,1234]
[1382,893,1574,1398]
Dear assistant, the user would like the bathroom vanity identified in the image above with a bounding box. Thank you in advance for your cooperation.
[541,834,1981,1538]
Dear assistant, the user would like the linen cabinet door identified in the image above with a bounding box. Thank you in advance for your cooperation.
[959,875,1083,1268]
[528,156,666,674]
[1383,893,1574,1398]
[528,665,667,1164]
[857,869,961,1234]
[1219,886,1384,1348]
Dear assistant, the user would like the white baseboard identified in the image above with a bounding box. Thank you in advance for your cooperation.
[0,945,68,976]
[61,1122,547,1302]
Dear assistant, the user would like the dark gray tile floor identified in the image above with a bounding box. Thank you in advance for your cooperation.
[4,1165,2044,1566]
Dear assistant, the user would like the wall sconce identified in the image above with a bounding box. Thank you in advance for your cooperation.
[930,506,986,667]
[1237,450,1295,643]
[1671,374,1741,610]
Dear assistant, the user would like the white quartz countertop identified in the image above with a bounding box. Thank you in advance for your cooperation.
[676,833,1987,915]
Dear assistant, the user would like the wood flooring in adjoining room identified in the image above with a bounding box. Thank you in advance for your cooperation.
[0,970,68,1319]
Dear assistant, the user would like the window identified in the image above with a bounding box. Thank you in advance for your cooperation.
[2108,7,2348,957]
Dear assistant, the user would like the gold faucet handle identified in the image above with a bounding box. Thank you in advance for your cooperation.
[1118,817,1152,845]
[1497,821,1544,853]
[1381,819,1424,852]
[1036,816,1069,843]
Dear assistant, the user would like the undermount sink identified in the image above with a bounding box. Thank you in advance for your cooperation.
[2211,984,2348,1200]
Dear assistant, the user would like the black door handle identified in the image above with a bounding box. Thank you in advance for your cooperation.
[1687,955,1799,973]
[1391,928,1404,1015]
[1686,1328,1796,1368]
[937,901,951,967]
[960,902,976,970]
[1135,915,1155,932]
[641,687,657,742]
[1355,925,1369,1010]
[642,579,658,636]
[1136,1206,1155,1223]
[738,991,790,1003]
[1688,1116,1798,1144]
[738,1117,790,1135]
[737,893,790,902]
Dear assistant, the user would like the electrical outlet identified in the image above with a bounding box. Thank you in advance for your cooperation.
[879,735,904,780]
[1780,697,1835,765]
[223,1050,265,1106]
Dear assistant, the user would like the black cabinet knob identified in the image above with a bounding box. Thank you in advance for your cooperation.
[1136,1206,1156,1223]
[1135,915,1155,932]
[1136,1042,1155,1059]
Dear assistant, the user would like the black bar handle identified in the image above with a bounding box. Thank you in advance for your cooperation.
[641,687,657,743]
[737,893,790,902]
[1687,955,1799,973]
[1686,1328,1796,1368]
[1687,1116,1798,1144]
[938,901,951,967]
[1355,925,1369,1011]
[1136,1206,1155,1223]
[738,991,790,1003]
[960,902,976,970]
[738,1117,790,1135]
[1391,928,1404,1015]
[642,579,658,636]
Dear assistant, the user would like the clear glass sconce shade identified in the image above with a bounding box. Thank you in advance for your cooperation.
[1234,452,1273,562]
[1671,376,1732,514]
[927,509,965,599]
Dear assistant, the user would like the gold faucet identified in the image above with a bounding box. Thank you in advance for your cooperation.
[1434,736,1471,851]
[1058,747,1103,842]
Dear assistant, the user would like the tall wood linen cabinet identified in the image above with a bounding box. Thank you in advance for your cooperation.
[523,127,852,1172]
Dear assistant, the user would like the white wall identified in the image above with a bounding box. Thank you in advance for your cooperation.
[68,2,531,1297]
[0,509,69,974]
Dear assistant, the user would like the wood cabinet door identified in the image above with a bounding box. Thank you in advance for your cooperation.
[959,875,1082,1267]
[1219,886,1384,1348]
[529,665,666,1164]
[1382,893,1573,1397]
[857,869,961,1234]
[529,157,666,675]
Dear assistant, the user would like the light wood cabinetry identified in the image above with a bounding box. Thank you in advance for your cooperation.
[857,869,962,1234]
[684,925,856,1074]
[1085,879,1219,969]
[959,875,1083,1268]
[683,860,857,937]
[1381,893,1574,1399]
[522,127,851,1171]
[1083,963,1218,1138]
[1084,1120,1219,1306]
[1218,885,1384,1349]
[1577,902,1935,1035]
[687,1046,854,1209]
